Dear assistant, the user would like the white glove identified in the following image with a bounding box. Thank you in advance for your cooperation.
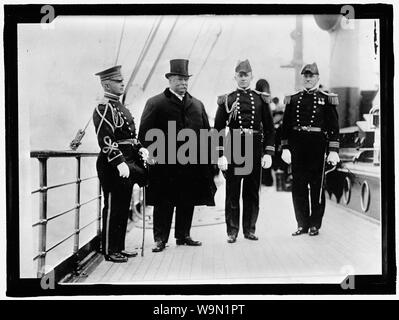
[117,162,130,178]
[218,156,228,171]
[281,149,291,164]
[139,147,149,162]
[261,154,272,169]
[327,151,340,166]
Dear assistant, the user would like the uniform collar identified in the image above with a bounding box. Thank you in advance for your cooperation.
[302,86,318,94]
[104,92,121,102]
[237,86,251,93]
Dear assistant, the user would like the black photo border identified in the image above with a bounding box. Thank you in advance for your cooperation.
[4,2,396,297]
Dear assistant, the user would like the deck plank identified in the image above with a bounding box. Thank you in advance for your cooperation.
[189,241,204,281]
[83,257,114,283]
[177,246,195,281]
[152,247,175,282]
[117,255,142,283]
[142,247,166,281]
[165,245,184,281]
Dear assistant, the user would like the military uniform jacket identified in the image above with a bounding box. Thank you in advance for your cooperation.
[93,92,142,166]
[214,88,276,156]
[281,88,340,152]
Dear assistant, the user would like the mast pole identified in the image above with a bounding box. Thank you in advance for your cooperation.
[142,16,179,92]
[123,16,163,103]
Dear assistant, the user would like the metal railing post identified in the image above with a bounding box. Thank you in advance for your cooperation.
[97,179,102,237]
[73,156,81,253]
[37,157,48,278]
[31,151,100,275]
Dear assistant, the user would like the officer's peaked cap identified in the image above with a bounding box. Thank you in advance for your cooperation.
[235,59,252,73]
[301,62,319,75]
[95,65,123,81]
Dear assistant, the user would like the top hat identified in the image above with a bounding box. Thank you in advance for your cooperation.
[301,62,319,75]
[165,59,192,79]
[235,59,252,73]
[95,65,123,81]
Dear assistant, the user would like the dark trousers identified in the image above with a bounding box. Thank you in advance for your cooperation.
[225,135,262,236]
[291,171,325,229]
[97,157,134,255]
[261,167,273,186]
[153,202,195,243]
[290,132,326,230]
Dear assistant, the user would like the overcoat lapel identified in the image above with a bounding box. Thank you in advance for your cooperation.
[164,88,193,110]
[164,88,182,107]
[183,93,193,110]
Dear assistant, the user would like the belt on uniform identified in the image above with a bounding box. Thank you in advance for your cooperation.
[240,128,261,135]
[293,126,322,132]
[117,138,138,145]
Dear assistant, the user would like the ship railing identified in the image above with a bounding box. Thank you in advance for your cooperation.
[31,150,101,278]
[339,147,379,164]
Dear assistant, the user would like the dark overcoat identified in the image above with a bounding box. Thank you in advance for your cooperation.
[138,88,216,206]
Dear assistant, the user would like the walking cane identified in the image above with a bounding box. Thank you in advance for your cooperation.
[141,186,146,257]
[141,158,151,257]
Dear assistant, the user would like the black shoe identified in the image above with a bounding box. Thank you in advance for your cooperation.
[292,227,308,236]
[104,253,128,263]
[227,235,237,243]
[152,241,166,253]
[120,250,138,258]
[244,233,259,241]
[309,227,319,236]
[176,237,202,246]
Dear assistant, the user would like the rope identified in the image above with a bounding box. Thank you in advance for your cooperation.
[114,17,126,65]
[214,17,235,91]
[142,16,179,91]
[190,24,222,90]
[123,16,163,103]
[187,17,206,60]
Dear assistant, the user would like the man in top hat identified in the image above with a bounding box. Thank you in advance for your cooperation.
[280,62,340,236]
[214,59,275,243]
[138,59,216,253]
[93,65,149,262]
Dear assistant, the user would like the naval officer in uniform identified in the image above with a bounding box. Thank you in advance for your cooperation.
[93,65,148,262]
[214,59,275,243]
[280,63,340,236]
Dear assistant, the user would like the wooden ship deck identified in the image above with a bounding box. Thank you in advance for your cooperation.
[64,184,381,285]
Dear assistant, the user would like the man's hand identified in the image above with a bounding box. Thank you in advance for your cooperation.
[261,154,272,169]
[117,162,130,178]
[218,156,228,171]
[139,147,149,162]
[281,149,291,164]
[327,151,340,166]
